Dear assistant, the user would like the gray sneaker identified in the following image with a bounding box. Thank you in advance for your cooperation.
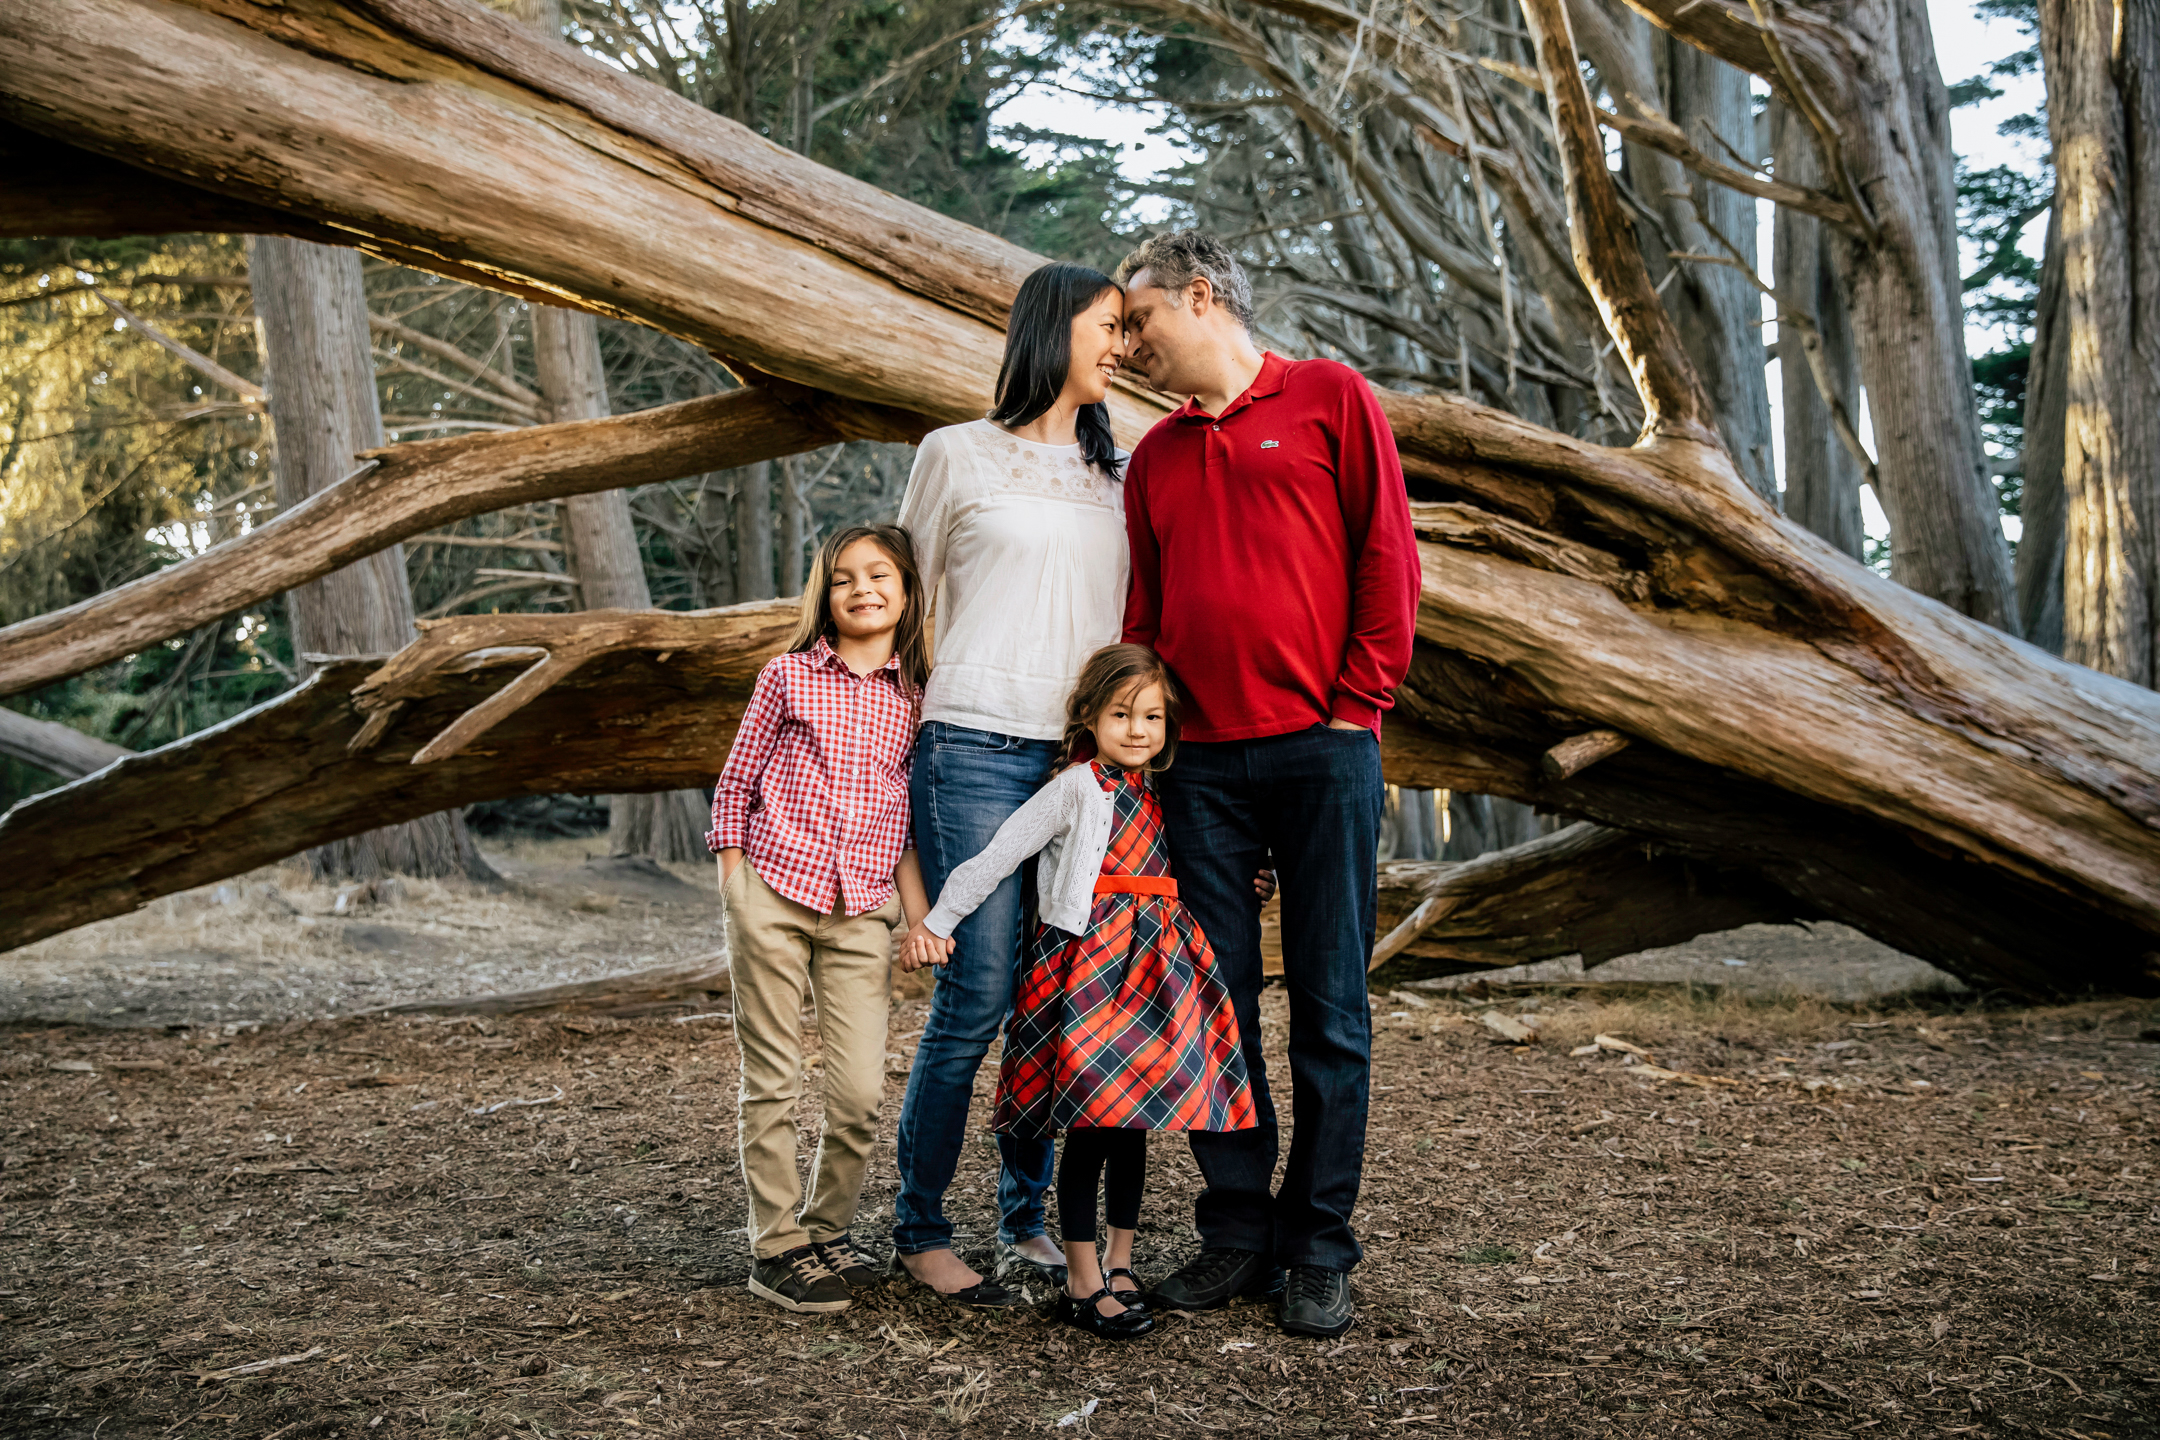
[748,1245,852,1313]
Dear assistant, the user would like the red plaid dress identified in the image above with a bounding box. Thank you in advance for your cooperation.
[992,763,1257,1136]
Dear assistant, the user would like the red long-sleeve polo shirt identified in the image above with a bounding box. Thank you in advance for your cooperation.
[1121,351,1422,742]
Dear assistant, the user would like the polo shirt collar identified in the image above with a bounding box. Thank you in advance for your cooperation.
[1171,350,1289,424]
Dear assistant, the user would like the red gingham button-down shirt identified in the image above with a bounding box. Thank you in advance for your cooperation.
[707,637,917,916]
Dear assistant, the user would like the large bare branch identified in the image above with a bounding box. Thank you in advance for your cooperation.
[0,709,130,780]
[0,386,925,699]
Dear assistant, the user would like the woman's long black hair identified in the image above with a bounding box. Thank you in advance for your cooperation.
[989,262,1124,481]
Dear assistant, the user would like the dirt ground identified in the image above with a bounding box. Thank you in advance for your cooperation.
[2,849,2157,1438]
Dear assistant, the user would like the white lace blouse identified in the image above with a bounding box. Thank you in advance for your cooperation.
[896,419,1129,740]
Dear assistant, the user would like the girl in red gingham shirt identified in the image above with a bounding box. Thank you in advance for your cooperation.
[710,524,933,1316]
[898,644,1257,1341]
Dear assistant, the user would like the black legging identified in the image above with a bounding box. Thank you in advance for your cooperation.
[1057,1127,1147,1243]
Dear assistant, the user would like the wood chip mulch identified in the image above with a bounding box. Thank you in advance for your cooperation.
[2,990,2155,1438]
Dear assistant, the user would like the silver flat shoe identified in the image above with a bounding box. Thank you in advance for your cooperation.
[994,1239,1068,1297]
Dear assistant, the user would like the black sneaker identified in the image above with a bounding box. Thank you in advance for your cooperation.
[1278,1265,1354,1338]
[1149,1248,1283,1311]
[748,1245,852,1314]
[810,1234,882,1292]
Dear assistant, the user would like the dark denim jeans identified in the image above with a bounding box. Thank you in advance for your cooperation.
[891,722,1060,1255]
[1157,723,1383,1273]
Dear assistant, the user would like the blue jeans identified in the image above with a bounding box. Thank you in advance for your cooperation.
[891,722,1060,1255]
[1156,723,1383,1273]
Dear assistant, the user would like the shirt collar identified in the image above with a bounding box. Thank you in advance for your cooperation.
[809,634,902,680]
[1171,350,1289,425]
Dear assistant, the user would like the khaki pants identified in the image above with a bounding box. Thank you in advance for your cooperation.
[725,859,898,1259]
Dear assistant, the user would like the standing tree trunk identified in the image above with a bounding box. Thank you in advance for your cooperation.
[1440,792,1545,860]
[691,475,737,608]
[248,234,493,882]
[2037,0,2160,685]
[531,307,710,862]
[779,455,809,596]
[1663,39,1778,498]
[2017,204,2069,652]
[1771,100,1867,558]
[733,460,777,601]
[514,0,712,863]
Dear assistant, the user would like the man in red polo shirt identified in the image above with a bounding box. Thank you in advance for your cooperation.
[1115,231,1420,1339]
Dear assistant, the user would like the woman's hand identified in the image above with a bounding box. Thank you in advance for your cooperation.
[1253,868,1278,902]
[898,921,956,972]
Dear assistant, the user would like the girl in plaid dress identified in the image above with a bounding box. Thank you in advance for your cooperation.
[901,645,1257,1339]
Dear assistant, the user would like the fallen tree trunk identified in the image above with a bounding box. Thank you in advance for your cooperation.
[3,0,2159,992]
[0,602,798,950]
[0,709,130,780]
[2,603,2152,997]
[0,385,925,699]
[356,951,732,1018]
[1261,822,1808,987]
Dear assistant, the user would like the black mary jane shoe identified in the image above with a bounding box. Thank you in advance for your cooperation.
[1105,1267,1153,1312]
[889,1252,1024,1309]
[1058,1285,1156,1340]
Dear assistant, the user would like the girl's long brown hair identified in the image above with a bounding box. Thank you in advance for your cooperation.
[788,524,932,698]
[1057,643,1182,774]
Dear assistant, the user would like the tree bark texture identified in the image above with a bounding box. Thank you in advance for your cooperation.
[0,387,926,700]
[1770,101,1867,559]
[3,0,2160,988]
[249,234,491,882]
[2039,0,2160,687]
[1623,0,2020,630]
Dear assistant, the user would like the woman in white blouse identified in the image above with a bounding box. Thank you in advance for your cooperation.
[888,263,1131,1305]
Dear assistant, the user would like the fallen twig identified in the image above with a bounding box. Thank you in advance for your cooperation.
[191,1346,326,1387]
[471,1085,564,1115]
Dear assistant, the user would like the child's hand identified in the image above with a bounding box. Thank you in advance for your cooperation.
[898,922,956,972]
[1253,868,1278,902]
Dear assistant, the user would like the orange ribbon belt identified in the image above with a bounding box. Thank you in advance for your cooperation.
[1093,875,1179,897]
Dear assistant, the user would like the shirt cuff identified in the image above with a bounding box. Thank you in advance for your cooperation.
[924,903,960,940]
[1328,694,1382,729]
[707,809,749,853]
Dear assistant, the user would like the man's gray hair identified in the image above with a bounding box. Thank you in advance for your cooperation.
[1115,230,1255,329]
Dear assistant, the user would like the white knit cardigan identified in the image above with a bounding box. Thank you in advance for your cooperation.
[922,762,1132,939]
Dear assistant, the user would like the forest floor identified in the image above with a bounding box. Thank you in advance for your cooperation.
[1,846,2156,1438]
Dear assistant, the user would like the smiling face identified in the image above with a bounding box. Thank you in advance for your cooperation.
[826,536,906,643]
[1063,287,1126,406]
[1090,678,1168,771]
[1119,267,1210,396]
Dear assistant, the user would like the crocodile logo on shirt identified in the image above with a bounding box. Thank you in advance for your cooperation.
[1259,440,1280,449]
